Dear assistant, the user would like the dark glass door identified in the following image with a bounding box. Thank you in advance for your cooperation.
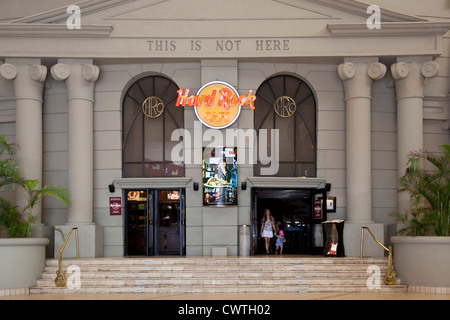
[125,190,151,255]
[125,189,185,256]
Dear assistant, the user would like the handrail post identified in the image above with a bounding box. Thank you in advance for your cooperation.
[360,226,396,285]
[54,227,80,287]
[360,227,365,258]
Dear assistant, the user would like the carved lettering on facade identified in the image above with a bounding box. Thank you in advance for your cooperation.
[146,39,291,53]
[147,40,177,52]
[255,39,290,51]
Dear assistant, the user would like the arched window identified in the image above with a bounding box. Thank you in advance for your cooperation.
[122,75,184,177]
[254,74,316,177]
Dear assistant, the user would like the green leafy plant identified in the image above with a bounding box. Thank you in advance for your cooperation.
[393,144,450,236]
[0,135,71,238]
[21,180,70,238]
[0,198,27,238]
[0,136,22,189]
[0,136,25,237]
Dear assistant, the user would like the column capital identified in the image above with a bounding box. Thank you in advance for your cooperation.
[51,62,99,82]
[51,62,100,102]
[338,61,386,81]
[337,60,386,101]
[391,60,440,80]
[391,60,440,100]
[0,63,47,83]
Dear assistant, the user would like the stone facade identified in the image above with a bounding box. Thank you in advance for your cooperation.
[0,0,449,257]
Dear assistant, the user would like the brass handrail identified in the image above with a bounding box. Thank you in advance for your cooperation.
[360,226,396,285]
[55,227,79,287]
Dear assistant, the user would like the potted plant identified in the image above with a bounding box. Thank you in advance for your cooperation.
[0,135,70,291]
[390,144,450,289]
[0,136,24,238]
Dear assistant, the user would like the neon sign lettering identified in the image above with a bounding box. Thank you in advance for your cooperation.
[175,88,256,110]
[175,81,257,129]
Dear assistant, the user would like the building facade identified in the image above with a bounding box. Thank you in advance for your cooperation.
[0,0,449,258]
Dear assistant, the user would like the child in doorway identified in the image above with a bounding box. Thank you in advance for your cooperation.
[275,230,286,255]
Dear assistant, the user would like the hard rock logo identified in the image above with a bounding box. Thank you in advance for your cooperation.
[175,81,256,129]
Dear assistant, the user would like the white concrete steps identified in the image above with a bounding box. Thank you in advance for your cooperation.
[30,256,408,294]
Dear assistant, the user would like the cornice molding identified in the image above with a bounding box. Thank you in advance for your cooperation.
[0,24,113,38]
[327,21,450,36]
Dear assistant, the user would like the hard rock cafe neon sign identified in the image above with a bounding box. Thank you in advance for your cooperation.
[175,81,256,129]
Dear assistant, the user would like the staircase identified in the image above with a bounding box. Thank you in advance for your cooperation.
[30,256,408,294]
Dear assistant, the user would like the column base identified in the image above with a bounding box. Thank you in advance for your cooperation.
[54,224,103,258]
[343,222,384,257]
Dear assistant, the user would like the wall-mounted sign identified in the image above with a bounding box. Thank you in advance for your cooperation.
[176,81,256,129]
[203,147,237,206]
[313,199,322,219]
[109,197,122,216]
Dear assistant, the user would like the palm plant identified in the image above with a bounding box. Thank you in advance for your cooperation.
[21,180,70,238]
[394,144,450,236]
[0,135,71,238]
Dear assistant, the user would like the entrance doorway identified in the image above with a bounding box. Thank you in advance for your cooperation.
[251,188,327,255]
[125,189,185,256]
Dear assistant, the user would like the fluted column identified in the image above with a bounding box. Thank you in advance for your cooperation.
[51,60,99,225]
[391,58,440,214]
[338,58,386,223]
[0,59,47,222]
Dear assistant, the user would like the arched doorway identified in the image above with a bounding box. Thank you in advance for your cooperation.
[121,74,186,256]
[252,74,324,255]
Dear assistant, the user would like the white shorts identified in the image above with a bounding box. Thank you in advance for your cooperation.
[262,230,273,238]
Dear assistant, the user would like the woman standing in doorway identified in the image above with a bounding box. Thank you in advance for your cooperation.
[260,209,276,254]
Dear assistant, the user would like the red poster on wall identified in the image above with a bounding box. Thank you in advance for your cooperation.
[314,200,322,219]
[109,197,122,216]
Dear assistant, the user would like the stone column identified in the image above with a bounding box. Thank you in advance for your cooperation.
[391,58,440,215]
[51,59,103,257]
[338,58,386,256]
[338,58,386,223]
[0,59,47,224]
